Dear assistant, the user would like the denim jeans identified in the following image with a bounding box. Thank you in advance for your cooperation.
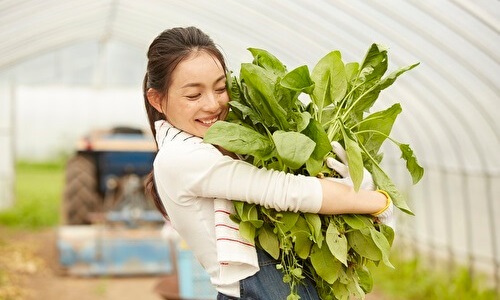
[217,248,320,300]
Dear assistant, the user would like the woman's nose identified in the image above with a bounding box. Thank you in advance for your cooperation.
[203,92,220,111]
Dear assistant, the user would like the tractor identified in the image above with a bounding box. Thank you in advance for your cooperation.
[56,126,173,276]
[61,126,158,226]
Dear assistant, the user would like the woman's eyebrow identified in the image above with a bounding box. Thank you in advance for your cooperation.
[181,74,226,89]
[214,74,226,84]
[181,82,202,88]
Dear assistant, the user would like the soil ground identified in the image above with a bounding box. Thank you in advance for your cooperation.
[0,226,167,300]
[0,226,383,300]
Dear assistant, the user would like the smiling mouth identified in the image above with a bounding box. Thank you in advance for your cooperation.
[198,117,219,125]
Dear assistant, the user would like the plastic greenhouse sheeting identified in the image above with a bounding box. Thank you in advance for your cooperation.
[0,0,499,289]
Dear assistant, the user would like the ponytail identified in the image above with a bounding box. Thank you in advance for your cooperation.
[143,72,168,219]
[144,171,168,218]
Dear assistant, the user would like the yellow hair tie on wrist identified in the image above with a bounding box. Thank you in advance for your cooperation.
[372,189,392,216]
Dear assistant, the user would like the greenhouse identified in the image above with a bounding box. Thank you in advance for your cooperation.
[0,0,498,299]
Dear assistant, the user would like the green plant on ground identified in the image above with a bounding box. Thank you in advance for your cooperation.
[369,249,498,300]
[0,161,64,229]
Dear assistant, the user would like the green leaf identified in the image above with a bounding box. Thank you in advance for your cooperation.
[356,265,373,293]
[237,204,263,242]
[302,119,331,175]
[346,229,381,261]
[258,224,280,259]
[290,216,313,259]
[348,89,381,121]
[319,106,336,128]
[399,143,424,184]
[369,227,394,268]
[340,124,364,191]
[276,211,300,233]
[303,119,332,160]
[287,294,300,300]
[291,267,304,279]
[371,163,414,215]
[248,219,264,228]
[346,267,365,299]
[273,131,316,169]
[326,223,348,266]
[239,220,256,244]
[305,157,323,177]
[378,223,395,246]
[204,121,273,160]
[229,101,265,126]
[304,213,323,247]
[248,48,287,76]
[290,111,311,133]
[312,51,347,113]
[379,63,420,90]
[244,203,257,220]
[345,62,359,83]
[310,244,341,284]
[358,44,388,88]
[281,65,315,94]
[332,279,350,300]
[240,63,289,130]
[233,201,245,218]
[227,74,242,103]
[346,44,388,117]
[342,214,372,230]
[357,103,402,156]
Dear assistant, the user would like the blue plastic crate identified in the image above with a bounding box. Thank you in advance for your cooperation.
[57,225,173,276]
[177,243,217,299]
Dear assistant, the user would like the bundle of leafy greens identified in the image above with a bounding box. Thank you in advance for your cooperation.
[204,44,424,300]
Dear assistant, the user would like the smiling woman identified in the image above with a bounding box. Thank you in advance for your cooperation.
[141,26,393,300]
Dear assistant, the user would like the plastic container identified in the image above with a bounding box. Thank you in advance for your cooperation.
[176,241,217,299]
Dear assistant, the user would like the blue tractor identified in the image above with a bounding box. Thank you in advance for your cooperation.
[61,126,157,226]
[57,126,173,276]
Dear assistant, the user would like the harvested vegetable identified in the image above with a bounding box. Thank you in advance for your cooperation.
[205,44,424,299]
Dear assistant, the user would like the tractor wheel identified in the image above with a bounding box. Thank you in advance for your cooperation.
[62,154,103,225]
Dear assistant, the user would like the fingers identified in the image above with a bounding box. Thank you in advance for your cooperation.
[375,204,396,228]
[326,157,349,177]
[331,141,348,164]
[361,169,376,191]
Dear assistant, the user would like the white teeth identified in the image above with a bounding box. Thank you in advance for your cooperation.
[200,117,218,124]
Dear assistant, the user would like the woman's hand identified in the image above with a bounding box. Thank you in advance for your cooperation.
[373,198,395,227]
[325,141,396,228]
[325,141,375,190]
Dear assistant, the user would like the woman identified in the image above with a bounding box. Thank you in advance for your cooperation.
[143,26,392,299]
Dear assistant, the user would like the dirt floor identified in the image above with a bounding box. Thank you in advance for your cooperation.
[0,226,384,300]
[0,227,170,300]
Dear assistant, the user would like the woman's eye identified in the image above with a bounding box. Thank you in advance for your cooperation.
[215,86,227,93]
[186,94,201,100]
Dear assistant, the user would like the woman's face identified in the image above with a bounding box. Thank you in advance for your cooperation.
[164,51,229,138]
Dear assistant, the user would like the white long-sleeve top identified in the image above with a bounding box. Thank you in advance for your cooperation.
[153,120,323,297]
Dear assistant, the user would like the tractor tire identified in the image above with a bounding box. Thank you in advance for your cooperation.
[62,154,103,225]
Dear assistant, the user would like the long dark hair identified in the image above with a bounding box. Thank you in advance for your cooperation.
[143,26,227,218]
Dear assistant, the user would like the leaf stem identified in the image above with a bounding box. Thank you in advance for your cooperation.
[341,83,379,120]
[354,129,401,146]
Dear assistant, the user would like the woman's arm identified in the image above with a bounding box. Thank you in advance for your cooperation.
[317,179,387,215]
[156,141,388,215]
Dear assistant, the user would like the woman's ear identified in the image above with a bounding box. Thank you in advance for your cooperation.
[146,88,164,113]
